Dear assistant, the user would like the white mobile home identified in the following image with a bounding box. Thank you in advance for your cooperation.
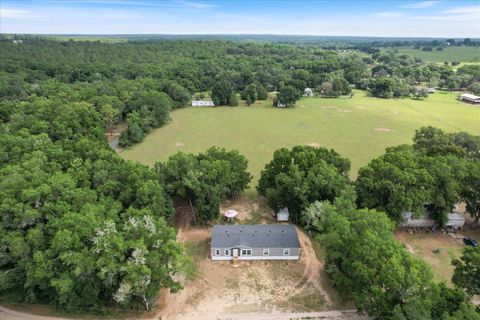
[211,224,301,261]
[192,100,215,107]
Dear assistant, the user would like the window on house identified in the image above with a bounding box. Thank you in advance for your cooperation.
[241,249,252,256]
[215,249,220,256]
[283,248,290,256]
[225,249,230,256]
[263,249,270,256]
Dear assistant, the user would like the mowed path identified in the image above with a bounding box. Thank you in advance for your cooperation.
[121,90,480,183]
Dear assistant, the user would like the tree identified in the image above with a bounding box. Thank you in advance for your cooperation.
[164,82,191,109]
[276,85,301,107]
[412,87,429,100]
[356,145,433,223]
[156,147,251,224]
[370,77,394,98]
[211,81,234,106]
[100,103,119,135]
[462,161,480,223]
[128,91,172,130]
[227,92,238,106]
[413,126,465,158]
[245,94,252,106]
[241,83,257,103]
[452,247,480,297]
[119,111,145,147]
[311,198,435,319]
[321,81,334,97]
[258,146,350,222]
[256,84,268,100]
[467,82,480,95]
[419,155,464,225]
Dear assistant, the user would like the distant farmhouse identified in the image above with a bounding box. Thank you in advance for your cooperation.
[459,93,480,105]
[192,100,215,107]
[211,224,301,261]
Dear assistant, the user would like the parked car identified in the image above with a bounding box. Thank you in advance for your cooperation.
[463,237,478,247]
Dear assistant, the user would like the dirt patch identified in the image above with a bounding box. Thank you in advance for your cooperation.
[306,142,321,148]
[175,142,184,147]
[157,227,334,320]
[336,109,352,113]
[374,128,393,132]
[221,194,275,223]
[395,229,466,283]
[354,106,366,109]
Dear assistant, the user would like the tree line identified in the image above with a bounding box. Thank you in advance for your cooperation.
[2,38,479,147]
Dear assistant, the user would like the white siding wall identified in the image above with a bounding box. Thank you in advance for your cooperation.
[211,247,300,260]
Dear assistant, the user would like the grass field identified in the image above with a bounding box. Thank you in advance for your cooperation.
[386,46,480,63]
[121,90,480,185]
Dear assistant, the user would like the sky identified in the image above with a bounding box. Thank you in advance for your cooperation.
[1,0,479,37]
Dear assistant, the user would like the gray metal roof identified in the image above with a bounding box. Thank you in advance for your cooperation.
[211,224,301,248]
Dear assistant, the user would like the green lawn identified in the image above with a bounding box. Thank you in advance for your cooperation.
[386,46,480,63]
[121,90,480,185]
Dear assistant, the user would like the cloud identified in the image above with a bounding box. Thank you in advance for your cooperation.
[373,11,404,18]
[416,5,480,21]
[45,0,214,9]
[402,1,439,9]
[440,5,480,14]
[0,8,36,18]
[178,1,214,9]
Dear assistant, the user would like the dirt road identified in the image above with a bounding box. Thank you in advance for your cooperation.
[0,305,369,320]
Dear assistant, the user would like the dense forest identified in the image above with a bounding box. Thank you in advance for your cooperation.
[1,36,480,318]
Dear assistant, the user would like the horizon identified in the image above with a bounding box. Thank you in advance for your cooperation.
[1,0,479,37]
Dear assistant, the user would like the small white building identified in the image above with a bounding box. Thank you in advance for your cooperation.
[192,100,215,107]
[428,88,436,93]
[277,208,289,221]
[459,93,480,104]
[445,212,465,229]
[303,88,313,97]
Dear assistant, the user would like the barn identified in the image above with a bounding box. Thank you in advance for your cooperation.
[210,224,301,261]
[459,93,480,104]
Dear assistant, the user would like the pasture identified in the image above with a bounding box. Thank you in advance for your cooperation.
[387,46,480,63]
[121,90,480,184]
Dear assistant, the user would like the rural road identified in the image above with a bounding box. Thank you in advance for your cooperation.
[0,305,370,320]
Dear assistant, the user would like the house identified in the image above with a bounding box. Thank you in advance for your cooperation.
[401,211,465,230]
[459,93,480,104]
[276,208,289,221]
[192,100,215,107]
[210,224,301,261]
[303,87,313,97]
